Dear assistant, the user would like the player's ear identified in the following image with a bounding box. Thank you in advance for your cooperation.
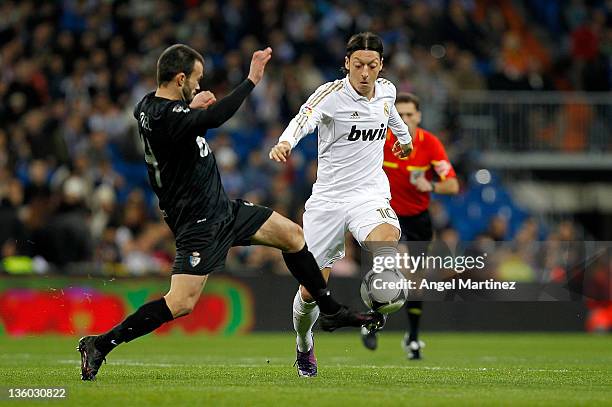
[176,72,186,87]
[380,57,384,71]
[344,56,350,72]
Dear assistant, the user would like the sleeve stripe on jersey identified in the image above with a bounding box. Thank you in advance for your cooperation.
[291,81,342,140]
[292,83,336,133]
[305,80,341,105]
[299,80,342,122]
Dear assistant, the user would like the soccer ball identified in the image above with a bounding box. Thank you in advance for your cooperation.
[360,268,408,314]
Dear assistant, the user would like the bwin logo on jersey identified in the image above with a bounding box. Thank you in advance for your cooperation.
[347,124,387,141]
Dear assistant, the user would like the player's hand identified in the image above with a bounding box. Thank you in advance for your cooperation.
[268,141,291,163]
[414,176,434,192]
[392,140,413,158]
[247,47,272,85]
[190,91,216,109]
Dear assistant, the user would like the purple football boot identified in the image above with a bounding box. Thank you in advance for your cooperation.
[294,336,317,377]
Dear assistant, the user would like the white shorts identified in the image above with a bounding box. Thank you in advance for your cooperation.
[303,196,401,269]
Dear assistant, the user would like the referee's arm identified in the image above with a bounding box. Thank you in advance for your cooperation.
[428,135,458,195]
[414,175,458,194]
[416,136,459,195]
[431,178,459,194]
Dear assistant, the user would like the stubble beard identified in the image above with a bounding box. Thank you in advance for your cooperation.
[181,85,194,103]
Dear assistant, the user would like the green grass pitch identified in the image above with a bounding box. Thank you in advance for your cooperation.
[0,332,610,406]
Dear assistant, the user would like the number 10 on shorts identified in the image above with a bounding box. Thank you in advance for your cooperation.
[376,208,397,220]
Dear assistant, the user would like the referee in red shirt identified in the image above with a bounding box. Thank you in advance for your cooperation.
[362,93,459,358]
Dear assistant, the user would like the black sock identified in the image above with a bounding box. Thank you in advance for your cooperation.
[94,297,174,355]
[282,244,341,315]
[406,301,423,342]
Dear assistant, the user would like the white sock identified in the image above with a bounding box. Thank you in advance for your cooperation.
[293,290,319,352]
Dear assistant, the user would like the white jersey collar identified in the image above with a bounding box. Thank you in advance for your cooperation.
[343,76,381,102]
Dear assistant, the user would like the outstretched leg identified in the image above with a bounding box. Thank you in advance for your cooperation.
[251,211,381,331]
[79,274,207,380]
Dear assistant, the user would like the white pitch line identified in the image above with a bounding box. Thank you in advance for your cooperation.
[329,365,571,373]
[58,359,181,368]
[0,353,33,359]
[55,359,575,373]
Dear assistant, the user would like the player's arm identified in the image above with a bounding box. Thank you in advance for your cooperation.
[269,83,335,162]
[189,91,217,110]
[197,78,255,128]
[190,79,255,128]
[388,103,413,158]
[170,48,272,136]
[269,107,324,162]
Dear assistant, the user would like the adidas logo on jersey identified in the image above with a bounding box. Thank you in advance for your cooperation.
[347,124,387,141]
[350,111,359,118]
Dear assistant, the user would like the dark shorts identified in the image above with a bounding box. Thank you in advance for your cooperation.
[172,199,273,276]
[398,210,433,255]
[399,210,433,307]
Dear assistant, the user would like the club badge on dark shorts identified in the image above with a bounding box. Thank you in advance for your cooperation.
[171,199,273,276]
[189,251,201,268]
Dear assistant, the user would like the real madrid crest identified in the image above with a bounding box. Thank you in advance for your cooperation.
[383,102,390,117]
[189,251,201,267]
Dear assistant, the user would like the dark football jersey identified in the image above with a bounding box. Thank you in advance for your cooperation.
[133,79,254,242]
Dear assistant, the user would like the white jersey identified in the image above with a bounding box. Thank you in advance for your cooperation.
[279,76,411,202]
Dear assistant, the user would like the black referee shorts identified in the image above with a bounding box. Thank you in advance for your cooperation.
[399,210,434,306]
[398,210,433,256]
[172,199,273,276]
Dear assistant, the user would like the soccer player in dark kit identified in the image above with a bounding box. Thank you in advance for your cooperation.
[77,44,381,381]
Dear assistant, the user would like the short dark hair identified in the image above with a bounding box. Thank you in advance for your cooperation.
[346,32,384,59]
[342,32,384,74]
[156,44,204,86]
[396,92,420,111]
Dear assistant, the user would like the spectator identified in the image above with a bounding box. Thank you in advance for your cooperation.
[0,0,607,275]
[40,176,93,267]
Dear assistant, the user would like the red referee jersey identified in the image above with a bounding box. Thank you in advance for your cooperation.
[384,127,456,216]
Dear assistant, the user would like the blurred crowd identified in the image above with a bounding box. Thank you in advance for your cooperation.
[0,0,610,276]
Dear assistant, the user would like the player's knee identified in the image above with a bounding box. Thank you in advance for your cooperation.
[165,293,199,318]
[385,230,400,241]
[173,300,197,318]
[380,227,400,242]
[284,222,305,252]
[367,224,400,242]
[299,285,315,302]
[291,224,305,248]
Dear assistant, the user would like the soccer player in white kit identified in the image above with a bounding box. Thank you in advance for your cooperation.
[269,32,413,377]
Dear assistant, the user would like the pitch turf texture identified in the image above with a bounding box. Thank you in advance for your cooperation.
[0,333,610,406]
